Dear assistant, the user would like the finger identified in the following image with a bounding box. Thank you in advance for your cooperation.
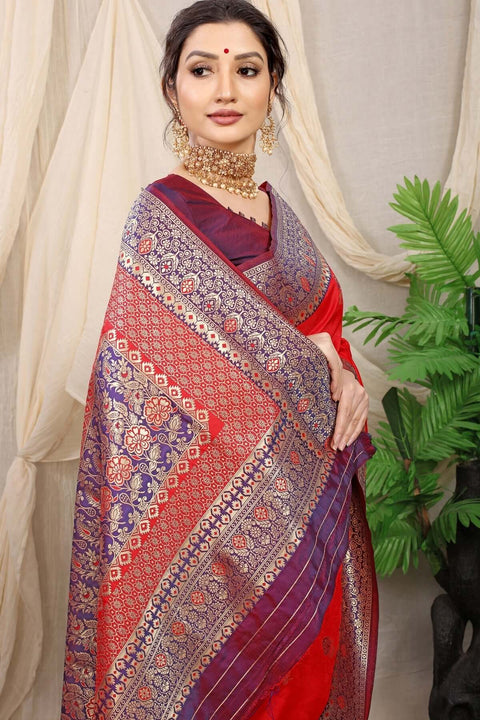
[334,397,369,450]
[331,398,351,451]
[332,384,368,446]
[344,404,369,447]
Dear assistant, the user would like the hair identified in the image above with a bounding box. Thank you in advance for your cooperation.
[160,0,288,118]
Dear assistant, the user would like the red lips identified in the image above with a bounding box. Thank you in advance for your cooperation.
[208,110,242,116]
[208,110,243,125]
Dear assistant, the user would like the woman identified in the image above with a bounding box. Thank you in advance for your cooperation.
[62,2,377,718]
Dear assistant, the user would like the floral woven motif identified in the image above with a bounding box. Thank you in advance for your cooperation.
[62,186,375,720]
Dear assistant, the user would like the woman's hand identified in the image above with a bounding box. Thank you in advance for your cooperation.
[332,367,369,450]
[308,332,369,451]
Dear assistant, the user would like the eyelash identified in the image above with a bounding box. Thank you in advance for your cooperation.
[190,65,260,78]
[191,65,210,77]
[239,66,259,77]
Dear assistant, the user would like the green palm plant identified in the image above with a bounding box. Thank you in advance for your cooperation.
[344,177,480,580]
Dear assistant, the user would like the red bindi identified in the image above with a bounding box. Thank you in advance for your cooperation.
[224,48,229,53]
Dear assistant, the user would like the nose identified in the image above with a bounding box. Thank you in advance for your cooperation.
[215,69,236,103]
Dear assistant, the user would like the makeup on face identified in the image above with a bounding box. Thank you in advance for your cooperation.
[173,22,272,154]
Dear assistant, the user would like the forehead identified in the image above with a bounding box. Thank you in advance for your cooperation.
[180,21,266,59]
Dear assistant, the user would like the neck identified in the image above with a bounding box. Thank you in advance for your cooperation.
[183,145,258,199]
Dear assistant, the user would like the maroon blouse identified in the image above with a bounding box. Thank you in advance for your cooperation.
[148,174,272,270]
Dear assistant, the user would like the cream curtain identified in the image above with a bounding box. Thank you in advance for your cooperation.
[254,0,413,285]
[0,0,55,285]
[446,0,480,221]
[0,0,169,716]
[0,1,477,719]
[0,0,54,712]
[254,0,480,408]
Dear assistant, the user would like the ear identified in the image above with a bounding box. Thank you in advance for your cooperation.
[166,81,178,111]
[269,72,278,104]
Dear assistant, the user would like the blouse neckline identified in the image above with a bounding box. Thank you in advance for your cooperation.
[167,173,272,232]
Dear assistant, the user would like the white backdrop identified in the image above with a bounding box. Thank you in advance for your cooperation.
[0,0,475,718]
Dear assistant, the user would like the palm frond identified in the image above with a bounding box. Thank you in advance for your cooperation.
[367,494,411,536]
[365,447,406,497]
[386,485,443,510]
[416,370,480,461]
[388,339,478,382]
[343,306,402,346]
[372,518,422,575]
[367,471,441,527]
[420,534,448,576]
[430,498,480,547]
[389,177,478,290]
[348,176,480,578]
[415,468,442,495]
[373,419,401,451]
[382,386,422,460]
[402,276,468,345]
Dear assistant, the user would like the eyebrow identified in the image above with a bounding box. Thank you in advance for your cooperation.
[184,50,264,62]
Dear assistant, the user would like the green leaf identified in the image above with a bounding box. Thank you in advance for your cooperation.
[415,470,442,495]
[416,370,480,461]
[401,276,469,345]
[372,518,422,576]
[388,339,478,382]
[389,177,478,290]
[382,387,408,459]
[421,534,447,576]
[343,306,402,345]
[352,177,480,578]
[365,447,407,497]
[431,498,480,547]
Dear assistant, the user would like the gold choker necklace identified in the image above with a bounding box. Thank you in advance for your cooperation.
[183,145,258,199]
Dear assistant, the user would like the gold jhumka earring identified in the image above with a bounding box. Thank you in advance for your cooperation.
[259,102,278,155]
[172,108,190,159]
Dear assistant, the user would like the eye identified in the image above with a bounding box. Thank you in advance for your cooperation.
[238,66,259,77]
[191,65,212,77]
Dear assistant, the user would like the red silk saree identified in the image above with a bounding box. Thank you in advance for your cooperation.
[62,178,377,720]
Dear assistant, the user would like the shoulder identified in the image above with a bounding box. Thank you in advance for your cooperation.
[145,174,189,199]
[144,175,197,219]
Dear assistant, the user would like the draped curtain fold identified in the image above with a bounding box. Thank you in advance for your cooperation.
[0,1,478,718]
[0,0,55,285]
[0,1,54,713]
[253,0,413,285]
[0,1,168,715]
[252,0,480,407]
[446,0,480,222]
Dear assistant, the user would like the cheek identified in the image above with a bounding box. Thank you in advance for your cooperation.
[249,90,270,118]
[175,77,203,111]
[249,80,272,111]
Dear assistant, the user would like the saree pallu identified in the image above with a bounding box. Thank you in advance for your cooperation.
[62,183,377,720]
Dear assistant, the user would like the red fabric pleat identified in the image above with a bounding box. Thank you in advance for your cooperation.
[248,565,343,720]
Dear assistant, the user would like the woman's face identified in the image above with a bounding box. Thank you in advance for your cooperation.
[172,21,273,154]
